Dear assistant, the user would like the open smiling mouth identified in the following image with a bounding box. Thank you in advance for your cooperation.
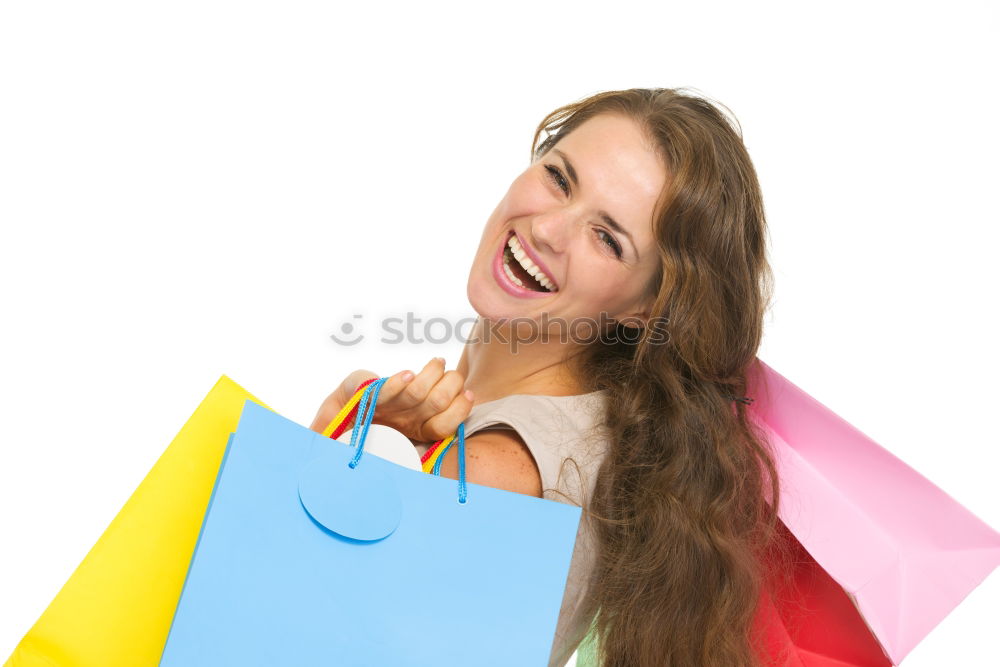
[502,233,558,292]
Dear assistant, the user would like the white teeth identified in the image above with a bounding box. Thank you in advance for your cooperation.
[505,235,557,291]
[502,260,525,288]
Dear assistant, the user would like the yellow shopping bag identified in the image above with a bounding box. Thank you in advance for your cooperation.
[6,375,270,667]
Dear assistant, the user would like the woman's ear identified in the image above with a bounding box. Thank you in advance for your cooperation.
[617,294,655,330]
[618,312,649,331]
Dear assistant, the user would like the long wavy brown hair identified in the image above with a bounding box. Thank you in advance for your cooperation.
[531,88,798,666]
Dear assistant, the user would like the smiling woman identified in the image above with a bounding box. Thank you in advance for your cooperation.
[313,88,794,667]
[467,111,665,334]
[460,89,794,667]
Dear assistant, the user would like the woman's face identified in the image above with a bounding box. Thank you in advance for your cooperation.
[467,112,667,334]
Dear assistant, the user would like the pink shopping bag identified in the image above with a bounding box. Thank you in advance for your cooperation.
[745,358,1000,664]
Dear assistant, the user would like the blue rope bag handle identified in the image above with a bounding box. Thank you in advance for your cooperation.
[346,376,387,469]
[430,422,467,504]
[348,377,469,504]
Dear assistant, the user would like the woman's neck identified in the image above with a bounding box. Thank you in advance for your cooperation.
[455,317,591,405]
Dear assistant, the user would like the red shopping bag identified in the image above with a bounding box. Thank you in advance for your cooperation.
[753,519,893,667]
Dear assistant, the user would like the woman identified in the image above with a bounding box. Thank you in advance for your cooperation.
[311,88,794,667]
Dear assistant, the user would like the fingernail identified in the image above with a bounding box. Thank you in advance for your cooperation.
[435,356,446,364]
[401,371,414,382]
[464,390,474,401]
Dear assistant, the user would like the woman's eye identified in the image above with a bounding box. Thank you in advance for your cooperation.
[544,165,570,195]
[597,229,623,258]
[542,164,622,259]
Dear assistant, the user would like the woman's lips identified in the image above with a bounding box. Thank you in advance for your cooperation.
[492,231,553,299]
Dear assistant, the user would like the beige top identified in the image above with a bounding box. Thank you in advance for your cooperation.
[418,390,612,667]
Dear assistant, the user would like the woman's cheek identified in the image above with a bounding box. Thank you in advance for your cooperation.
[509,174,551,211]
[590,275,634,313]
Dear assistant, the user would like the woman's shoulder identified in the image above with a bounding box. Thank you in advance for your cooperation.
[467,387,608,418]
[434,426,544,498]
[466,390,608,442]
[464,389,612,506]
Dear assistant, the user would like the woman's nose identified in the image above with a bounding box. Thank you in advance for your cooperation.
[530,210,573,253]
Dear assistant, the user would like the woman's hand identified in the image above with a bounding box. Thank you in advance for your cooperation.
[309,368,381,434]
[309,358,475,445]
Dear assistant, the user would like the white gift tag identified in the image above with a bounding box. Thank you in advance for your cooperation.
[335,423,422,471]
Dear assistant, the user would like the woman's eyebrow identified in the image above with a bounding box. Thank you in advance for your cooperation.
[552,148,638,258]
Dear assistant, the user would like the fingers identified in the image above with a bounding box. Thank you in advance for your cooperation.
[395,357,447,409]
[350,358,472,443]
[339,369,380,404]
[309,369,378,434]
[409,365,471,441]
[423,369,466,414]
[420,388,475,442]
[372,368,417,407]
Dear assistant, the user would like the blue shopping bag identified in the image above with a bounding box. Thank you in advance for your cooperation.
[160,378,582,666]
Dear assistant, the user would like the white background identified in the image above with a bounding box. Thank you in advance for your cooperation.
[1,1,997,664]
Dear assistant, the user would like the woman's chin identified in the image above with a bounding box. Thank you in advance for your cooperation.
[467,277,506,319]
[465,297,511,323]
[467,287,521,324]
